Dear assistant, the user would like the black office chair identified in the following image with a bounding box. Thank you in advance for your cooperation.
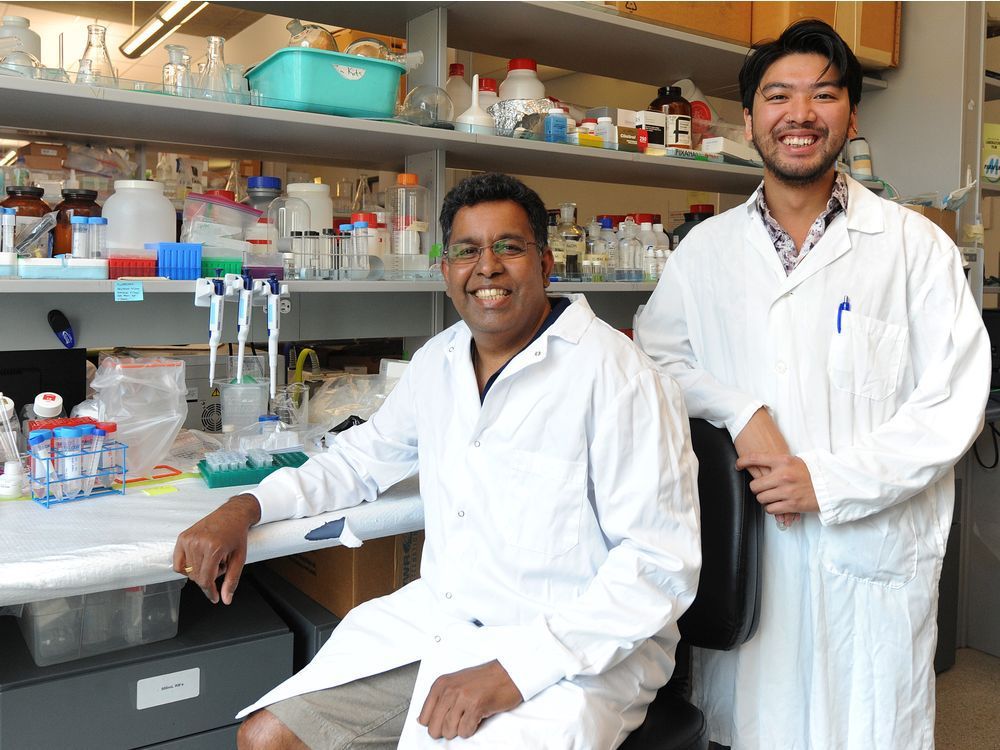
[621,418,764,750]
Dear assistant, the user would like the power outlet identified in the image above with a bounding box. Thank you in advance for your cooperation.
[279,298,292,314]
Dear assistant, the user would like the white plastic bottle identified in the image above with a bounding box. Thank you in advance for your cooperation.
[287,183,334,233]
[595,116,616,149]
[638,222,658,280]
[445,63,473,118]
[478,77,499,110]
[498,58,545,101]
[0,16,41,60]
[102,181,176,253]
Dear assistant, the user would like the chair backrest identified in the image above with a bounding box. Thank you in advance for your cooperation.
[678,419,763,650]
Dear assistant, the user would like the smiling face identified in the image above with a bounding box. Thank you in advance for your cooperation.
[442,200,554,356]
[744,52,857,186]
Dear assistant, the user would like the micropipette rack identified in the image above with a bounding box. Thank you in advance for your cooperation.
[28,440,128,508]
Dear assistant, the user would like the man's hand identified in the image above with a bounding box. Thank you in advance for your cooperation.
[417,660,523,740]
[172,494,261,605]
[736,453,820,516]
[734,408,800,529]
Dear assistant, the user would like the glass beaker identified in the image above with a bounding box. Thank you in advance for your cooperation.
[266,196,311,276]
[225,63,250,104]
[162,44,189,96]
[197,36,230,102]
[219,381,270,433]
[272,382,310,428]
[74,57,94,85]
[79,24,117,87]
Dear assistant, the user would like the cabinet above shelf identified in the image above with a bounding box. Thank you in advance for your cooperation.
[0,76,764,194]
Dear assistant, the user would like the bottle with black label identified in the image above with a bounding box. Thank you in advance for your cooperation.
[661,86,692,149]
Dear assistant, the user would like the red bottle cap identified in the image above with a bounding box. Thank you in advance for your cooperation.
[449,63,465,77]
[478,77,498,93]
[690,204,715,214]
[507,58,537,72]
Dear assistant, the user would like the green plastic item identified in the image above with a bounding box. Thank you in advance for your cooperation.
[245,47,405,118]
[197,451,309,489]
[201,257,242,277]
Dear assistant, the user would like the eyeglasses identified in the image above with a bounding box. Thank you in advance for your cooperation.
[444,238,539,264]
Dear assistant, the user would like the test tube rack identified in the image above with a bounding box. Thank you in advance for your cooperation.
[28,440,128,508]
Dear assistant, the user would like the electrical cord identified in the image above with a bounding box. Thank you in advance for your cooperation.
[974,421,1000,470]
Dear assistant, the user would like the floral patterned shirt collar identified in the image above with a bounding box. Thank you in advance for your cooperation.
[755,172,849,275]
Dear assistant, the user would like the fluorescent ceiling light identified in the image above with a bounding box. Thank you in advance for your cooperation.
[119,1,209,59]
[0,150,17,167]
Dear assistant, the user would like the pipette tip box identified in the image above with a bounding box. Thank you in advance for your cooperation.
[198,450,308,489]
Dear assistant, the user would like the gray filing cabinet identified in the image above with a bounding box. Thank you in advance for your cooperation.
[0,581,292,749]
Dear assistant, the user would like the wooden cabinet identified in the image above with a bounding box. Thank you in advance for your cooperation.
[750,1,901,69]
[608,2,752,46]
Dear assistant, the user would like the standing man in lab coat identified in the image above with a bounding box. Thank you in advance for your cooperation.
[636,19,989,750]
[175,172,701,749]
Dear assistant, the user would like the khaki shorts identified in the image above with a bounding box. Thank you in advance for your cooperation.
[265,662,420,750]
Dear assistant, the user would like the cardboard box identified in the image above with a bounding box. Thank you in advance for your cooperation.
[984,123,1000,188]
[21,142,67,160]
[609,1,751,45]
[634,110,665,147]
[902,205,957,244]
[17,154,63,170]
[617,126,648,153]
[585,107,636,128]
[266,532,424,618]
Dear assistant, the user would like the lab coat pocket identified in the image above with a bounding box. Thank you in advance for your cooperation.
[818,502,918,588]
[827,312,907,401]
[496,450,586,557]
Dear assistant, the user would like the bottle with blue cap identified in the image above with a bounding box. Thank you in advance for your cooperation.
[27,428,52,498]
[244,176,282,213]
[53,425,83,499]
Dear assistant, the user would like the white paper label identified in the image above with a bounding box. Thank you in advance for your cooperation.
[334,64,367,81]
[136,667,201,710]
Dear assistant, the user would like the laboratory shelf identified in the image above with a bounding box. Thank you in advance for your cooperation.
[0,76,764,193]
[220,0,889,97]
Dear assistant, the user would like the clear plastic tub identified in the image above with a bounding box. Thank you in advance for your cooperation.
[246,47,405,118]
[17,257,109,279]
[17,579,184,666]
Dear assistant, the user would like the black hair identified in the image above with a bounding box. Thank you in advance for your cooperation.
[439,172,548,249]
[738,19,863,112]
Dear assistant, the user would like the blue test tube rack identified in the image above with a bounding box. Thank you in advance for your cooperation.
[28,440,128,508]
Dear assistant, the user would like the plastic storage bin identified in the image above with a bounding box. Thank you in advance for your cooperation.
[17,579,185,666]
[17,257,108,279]
[246,47,405,118]
[154,241,202,280]
[108,246,157,279]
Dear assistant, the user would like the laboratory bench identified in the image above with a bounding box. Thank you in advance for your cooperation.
[0,474,423,608]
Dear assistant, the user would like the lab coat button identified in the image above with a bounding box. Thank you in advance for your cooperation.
[445,592,453,599]
[534,350,541,356]
[457,510,465,517]
[448,346,454,352]
[434,635,441,643]
[775,361,787,374]
[474,440,481,447]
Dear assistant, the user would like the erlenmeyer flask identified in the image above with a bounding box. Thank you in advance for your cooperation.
[162,44,189,96]
[197,36,231,102]
[79,24,117,87]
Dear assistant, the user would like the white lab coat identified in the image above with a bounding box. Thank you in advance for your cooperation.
[635,175,990,750]
[239,295,702,749]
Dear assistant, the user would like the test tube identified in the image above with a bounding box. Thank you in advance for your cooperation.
[87,216,107,258]
[70,216,90,258]
[289,231,304,278]
[78,424,97,495]
[53,426,82,499]
[305,230,320,278]
[353,221,370,272]
[321,228,335,277]
[28,428,53,500]
[1,208,14,253]
[95,421,117,488]
[337,223,353,277]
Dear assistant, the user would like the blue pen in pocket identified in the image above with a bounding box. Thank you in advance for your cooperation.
[837,296,851,333]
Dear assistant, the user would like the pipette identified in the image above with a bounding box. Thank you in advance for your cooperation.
[207,268,226,385]
[263,274,288,398]
[233,270,255,383]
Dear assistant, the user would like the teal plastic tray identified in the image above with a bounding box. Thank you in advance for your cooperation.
[246,47,405,118]
[198,451,309,489]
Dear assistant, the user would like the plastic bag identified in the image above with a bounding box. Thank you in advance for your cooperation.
[85,356,188,478]
[302,372,400,447]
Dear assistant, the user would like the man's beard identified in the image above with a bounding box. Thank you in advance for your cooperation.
[752,126,847,187]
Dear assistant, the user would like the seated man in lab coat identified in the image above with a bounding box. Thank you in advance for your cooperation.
[174,172,701,750]
[636,19,989,750]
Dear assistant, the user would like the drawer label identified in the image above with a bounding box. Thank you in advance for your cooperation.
[136,667,201,710]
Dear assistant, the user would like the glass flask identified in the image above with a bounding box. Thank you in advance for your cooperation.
[161,44,189,96]
[197,36,230,102]
[79,24,117,87]
[225,63,250,104]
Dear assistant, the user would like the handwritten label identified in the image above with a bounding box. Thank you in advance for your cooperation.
[333,64,366,81]
[114,280,144,302]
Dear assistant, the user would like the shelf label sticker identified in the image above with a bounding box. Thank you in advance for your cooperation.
[136,667,201,710]
[114,280,144,302]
